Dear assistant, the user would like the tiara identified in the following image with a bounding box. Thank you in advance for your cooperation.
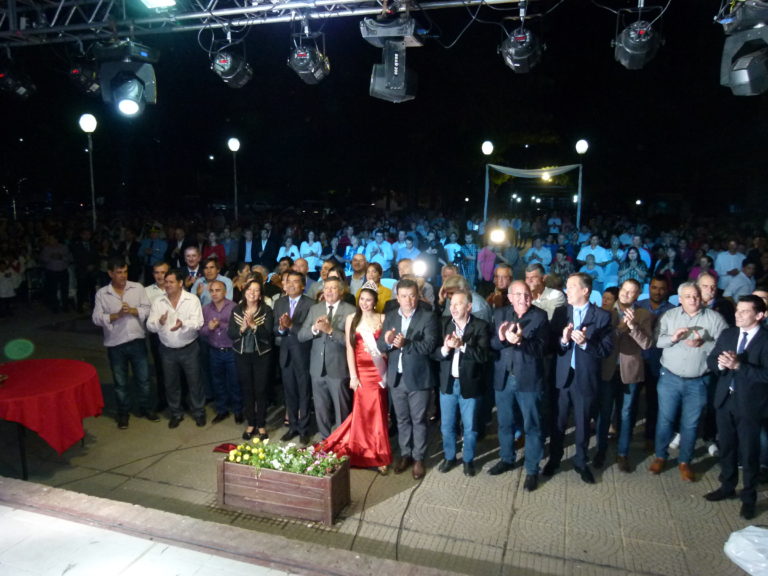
[361,280,379,292]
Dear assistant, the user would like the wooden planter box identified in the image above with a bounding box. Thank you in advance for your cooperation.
[217,459,351,525]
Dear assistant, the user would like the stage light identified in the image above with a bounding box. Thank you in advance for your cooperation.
[369,40,417,103]
[360,16,423,48]
[97,41,157,116]
[499,28,543,73]
[490,229,506,244]
[287,40,330,84]
[139,0,176,8]
[720,27,768,96]
[212,51,252,88]
[614,20,661,70]
[0,63,36,99]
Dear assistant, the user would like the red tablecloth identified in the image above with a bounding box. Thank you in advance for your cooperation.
[0,359,104,455]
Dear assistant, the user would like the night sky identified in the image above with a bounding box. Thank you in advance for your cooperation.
[1,0,766,218]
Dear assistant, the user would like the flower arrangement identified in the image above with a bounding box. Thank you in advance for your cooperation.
[227,438,347,477]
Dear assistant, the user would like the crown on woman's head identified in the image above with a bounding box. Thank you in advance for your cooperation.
[361,280,379,292]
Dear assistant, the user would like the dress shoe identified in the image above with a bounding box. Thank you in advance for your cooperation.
[258,430,269,441]
[168,416,183,429]
[211,412,230,424]
[299,435,311,446]
[412,460,426,480]
[616,455,631,473]
[592,451,606,469]
[140,411,160,422]
[463,461,476,477]
[523,474,539,492]
[488,460,516,476]
[542,460,560,477]
[117,414,129,429]
[678,462,695,482]
[741,502,757,520]
[394,456,413,474]
[704,487,737,502]
[575,466,596,484]
[242,428,254,440]
[280,430,299,442]
[648,457,666,475]
[195,414,207,427]
[438,458,458,473]
[234,413,244,424]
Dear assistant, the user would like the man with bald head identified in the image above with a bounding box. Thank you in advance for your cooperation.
[293,258,316,296]
[488,281,549,491]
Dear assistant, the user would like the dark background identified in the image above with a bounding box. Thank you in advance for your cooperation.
[1,0,765,219]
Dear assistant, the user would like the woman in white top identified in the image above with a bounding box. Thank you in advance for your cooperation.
[276,236,300,264]
[300,230,322,279]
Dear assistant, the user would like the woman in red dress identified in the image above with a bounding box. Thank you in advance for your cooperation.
[320,284,392,474]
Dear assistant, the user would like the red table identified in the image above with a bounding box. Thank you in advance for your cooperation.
[0,359,104,478]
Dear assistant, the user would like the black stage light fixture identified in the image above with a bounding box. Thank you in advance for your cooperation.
[360,16,423,48]
[499,27,543,73]
[97,41,158,116]
[287,31,330,85]
[212,51,253,88]
[369,39,416,103]
[614,20,662,70]
[69,61,101,95]
[0,63,36,99]
[720,26,768,95]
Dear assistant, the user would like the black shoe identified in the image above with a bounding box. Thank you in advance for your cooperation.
[524,474,539,492]
[242,429,254,440]
[592,451,606,469]
[487,460,515,476]
[258,431,269,441]
[281,430,299,442]
[542,460,560,477]
[299,435,311,446]
[117,414,129,429]
[741,502,757,520]
[195,414,207,427]
[575,466,596,484]
[234,413,244,424]
[758,468,768,484]
[168,416,183,429]
[140,411,160,422]
[704,487,737,502]
[212,412,230,424]
[463,461,476,477]
[438,459,458,473]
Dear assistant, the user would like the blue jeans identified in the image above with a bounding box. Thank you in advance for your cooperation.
[107,338,152,415]
[655,368,707,464]
[495,375,543,475]
[440,379,478,462]
[596,376,639,457]
[617,382,638,457]
[209,346,241,414]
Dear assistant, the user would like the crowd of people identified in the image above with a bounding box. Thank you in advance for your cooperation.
[2,207,768,517]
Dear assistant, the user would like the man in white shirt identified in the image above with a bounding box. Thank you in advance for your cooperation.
[93,258,156,429]
[147,269,205,429]
[364,231,394,277]
[524,238,552,273]
[576,234,610,267]
[724,260,757,301]
[715,240,746,292]
[145,261,170,412]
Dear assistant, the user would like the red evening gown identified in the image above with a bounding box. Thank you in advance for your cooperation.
[320,330,392,468]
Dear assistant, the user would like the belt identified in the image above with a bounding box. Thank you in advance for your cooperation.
[162,338,198,350]
[214,346,232,352]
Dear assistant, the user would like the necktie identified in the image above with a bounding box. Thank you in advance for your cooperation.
[570,307,583,369]
[289,299,296,318]
[327,305,334,324]
[738,331,748,355]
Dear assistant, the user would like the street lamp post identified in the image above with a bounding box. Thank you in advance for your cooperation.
[575,139,589,229]
[227,137,241,222]
[79,114,98,231]
[481,140,494,226]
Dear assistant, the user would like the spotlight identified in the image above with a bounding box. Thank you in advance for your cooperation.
[360,16,423,48]
[69,61,100,95]
[97,41,158,116]
[212,51,253,88]
[369,40,417,103]
[287,32,330,85]
[720,27,768,96]
[614,20,662,70]
[499,28,543,73]
[0,63,36,99]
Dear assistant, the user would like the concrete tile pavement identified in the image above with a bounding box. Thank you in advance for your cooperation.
[0,303,753,575]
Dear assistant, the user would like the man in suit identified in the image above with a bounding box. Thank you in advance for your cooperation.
[274,270,314,444]
[252,228,279,268]
[118,227,142,282]
[596,279,653,471]
[166,227,195,269]
[182,246,203,291]
[705,295,768,520]
[544,272,613,484]
[298,277,355,439]
[488,281,549,491]
[377,278,439,480]
[433,290,489,477]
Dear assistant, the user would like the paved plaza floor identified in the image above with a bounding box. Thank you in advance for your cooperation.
[0,303,754,575]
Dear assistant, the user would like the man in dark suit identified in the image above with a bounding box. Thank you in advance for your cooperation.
[274,271,314,444]
[705,295,768,520]
[544,272,613,484]
[298,277,355,439]
[377,278,439,480]
[252,228,279,268]
[433,290,489,477]
[488,281,549,491]
[166,227,195,269]
[118,227,142,282]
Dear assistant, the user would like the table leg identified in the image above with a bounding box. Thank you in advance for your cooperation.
[17,423,28,480]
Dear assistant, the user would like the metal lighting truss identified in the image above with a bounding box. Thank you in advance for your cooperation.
[0,0,523,49]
